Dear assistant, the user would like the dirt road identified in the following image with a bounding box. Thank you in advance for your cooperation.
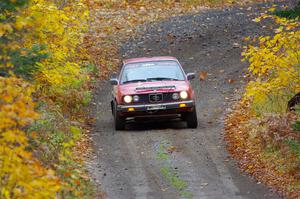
[88,3,284,199]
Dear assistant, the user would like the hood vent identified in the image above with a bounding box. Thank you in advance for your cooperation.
[135,85,176,91]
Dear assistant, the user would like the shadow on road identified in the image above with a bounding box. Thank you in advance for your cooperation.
[124,119,187,131]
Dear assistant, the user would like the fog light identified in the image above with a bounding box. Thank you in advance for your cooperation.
[133,95,139,102]
[179,103,186,108]
[172,93,180,100]
[128,108,135,112]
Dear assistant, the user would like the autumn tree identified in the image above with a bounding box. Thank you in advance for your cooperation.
[0,77,61,198]
[0,0,93,198]
[243,15,300,113]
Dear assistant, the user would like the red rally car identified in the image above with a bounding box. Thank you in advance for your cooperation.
[110,56,198,130]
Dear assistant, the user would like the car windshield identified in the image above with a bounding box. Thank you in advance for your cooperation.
[120,60,185,84]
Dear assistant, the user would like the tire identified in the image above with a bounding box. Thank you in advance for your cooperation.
[110,100,114,115]
[113,102,125,130]
[184,108,198,128]
[288,92,300,111]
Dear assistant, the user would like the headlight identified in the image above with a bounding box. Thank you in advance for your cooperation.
[172,93,180,100]
[133,95,139,102]
[123,95,132,103]
[180,91,188,99]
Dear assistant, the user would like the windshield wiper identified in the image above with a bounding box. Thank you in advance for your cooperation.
[122,79,147,84]
[147,77,179,81]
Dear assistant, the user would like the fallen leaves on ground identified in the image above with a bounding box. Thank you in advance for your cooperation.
[199,71,208,81]
[225,101,300,199]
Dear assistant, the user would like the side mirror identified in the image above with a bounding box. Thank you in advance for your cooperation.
[186,73,195,80]
[109,78,119,85]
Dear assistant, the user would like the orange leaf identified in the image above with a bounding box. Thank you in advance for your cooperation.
[199,71,208,81]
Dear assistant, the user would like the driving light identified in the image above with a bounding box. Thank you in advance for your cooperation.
[179,103,186,108]
[180,91,188,99]
[123,95,132,103]
[172,93,180,100]
[128,107,135,112]
[133,95,139,102]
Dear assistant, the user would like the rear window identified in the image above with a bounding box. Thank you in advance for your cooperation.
[120,60,185,84]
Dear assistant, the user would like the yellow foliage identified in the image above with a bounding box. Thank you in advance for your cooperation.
[13,0,90,103]
[0,0,93,198]
[243,15,300,113]
[0,76,60,199]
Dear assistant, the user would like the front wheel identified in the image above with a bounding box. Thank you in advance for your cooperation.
[183,108,198,128]
[113,102,125,130]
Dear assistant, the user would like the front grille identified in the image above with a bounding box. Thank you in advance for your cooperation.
[149,93,163,103]
[136,93,177,104]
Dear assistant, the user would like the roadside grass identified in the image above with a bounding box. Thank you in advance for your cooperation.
[285,139,300,161]
[160,167,189,193]
[28,106,95,198]
[251,93,295,115]
[156,141,193,199]
[274,8,300,19]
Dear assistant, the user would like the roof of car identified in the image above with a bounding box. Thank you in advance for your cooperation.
[123,56,178,65]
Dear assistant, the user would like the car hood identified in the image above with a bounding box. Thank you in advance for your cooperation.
[119,81,189,95]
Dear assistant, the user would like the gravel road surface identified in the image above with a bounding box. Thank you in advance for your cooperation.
[88,3,284,199]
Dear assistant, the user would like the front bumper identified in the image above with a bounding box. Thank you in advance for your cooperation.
[117,100,195,113]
